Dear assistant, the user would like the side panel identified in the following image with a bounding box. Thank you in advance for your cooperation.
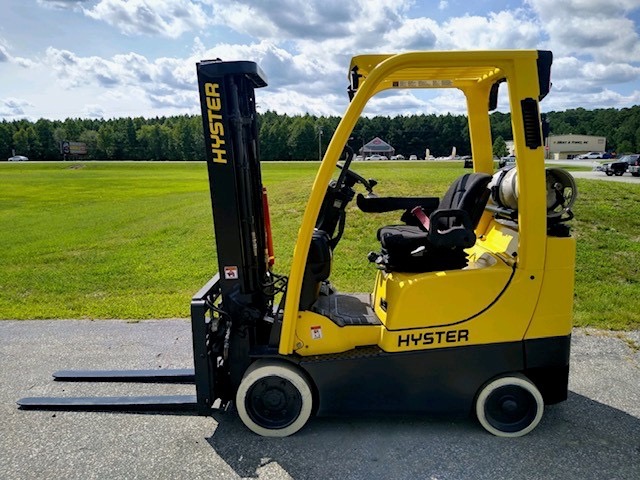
[525,236,576,339]
[374,262,512,331]
[524,335,571,404]
[300,342,524,415]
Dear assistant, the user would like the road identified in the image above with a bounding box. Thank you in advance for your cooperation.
[543,160,639,183]
[1,320,639,480]
[569,170,639,183]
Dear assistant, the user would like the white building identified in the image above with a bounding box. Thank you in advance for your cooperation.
[546,134,606,159]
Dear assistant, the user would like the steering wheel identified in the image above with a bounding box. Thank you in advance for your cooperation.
[334,144,375,193]
[336,163,373,192]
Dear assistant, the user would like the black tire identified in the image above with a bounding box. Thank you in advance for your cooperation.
[475,374,544,437]
[632,172,640,177]
[236,360,313,437]
[605,171,613,176]
[614,171,624,176]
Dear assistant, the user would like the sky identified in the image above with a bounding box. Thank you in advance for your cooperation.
[1,0,640,121]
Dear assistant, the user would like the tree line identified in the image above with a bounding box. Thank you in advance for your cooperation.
[2,105,640,161]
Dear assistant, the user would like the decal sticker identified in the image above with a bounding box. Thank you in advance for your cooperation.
[397,329,469,348]
[223,266,239,280]
[310,325,322,340]
[204,82,227,164]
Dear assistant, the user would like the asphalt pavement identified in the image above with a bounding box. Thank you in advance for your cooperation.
[1,320,639,480]
[570,170,640,183]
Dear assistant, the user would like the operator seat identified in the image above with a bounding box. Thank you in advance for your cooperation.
[373,172,492,272]
[299,229,332,310]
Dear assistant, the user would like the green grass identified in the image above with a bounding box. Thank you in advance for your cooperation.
[0,161,638,330]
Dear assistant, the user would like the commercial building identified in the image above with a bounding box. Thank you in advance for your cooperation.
[360,137,395,158]
[546,134,606,159]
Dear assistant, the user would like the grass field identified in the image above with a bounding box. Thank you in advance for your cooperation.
[1,161,638,330]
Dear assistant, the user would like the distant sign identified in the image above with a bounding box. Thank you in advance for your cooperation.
[61,141,87,156]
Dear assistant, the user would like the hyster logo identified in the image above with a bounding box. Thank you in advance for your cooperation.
[205,82,227,164]
[397,329,469,348]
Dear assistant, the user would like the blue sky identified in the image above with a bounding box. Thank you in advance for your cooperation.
[1,0,639,120]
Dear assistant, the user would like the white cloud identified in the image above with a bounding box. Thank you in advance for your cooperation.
[212,0,409,44]
[526,0,640,62]
[83,104,106,118]
[37,0,89,10]
[0,44,8,63]
[435,11,542,50]
[259,90,343,116]
[3,0,638,119]
[0,40,36,67]
[83,0,208,38]
[0,98,33,118]
[544,87,640,111]
[363,91,433,116]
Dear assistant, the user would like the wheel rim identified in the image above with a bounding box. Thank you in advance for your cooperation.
[245,375,303,430]
[483,384,539,433]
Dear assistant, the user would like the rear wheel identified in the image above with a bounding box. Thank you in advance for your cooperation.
[632,172,640,177]
[236,360,313,437]
[615,170,624,176]
[475,374,544,437]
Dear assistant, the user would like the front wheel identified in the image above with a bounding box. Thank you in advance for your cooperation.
[631,172,640,177]
[606,171,614,176]
[475,374,544,437]
[236,360,313,437]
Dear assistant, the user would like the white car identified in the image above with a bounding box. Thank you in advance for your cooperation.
[367,154,387,160]
[409,155,418,160]
[576,151,605,159]
[8,155,28,161]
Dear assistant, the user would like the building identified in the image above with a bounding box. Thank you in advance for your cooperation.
[546,134,606,159]
[360,137,395,158]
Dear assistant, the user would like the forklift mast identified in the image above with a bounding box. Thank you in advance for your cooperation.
[193,60,274,404]
[196,60,270,310]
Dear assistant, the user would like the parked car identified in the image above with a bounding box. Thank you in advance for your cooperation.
[604,154,639,176]
[498,155,516,168]
[626,154,640,177]
[390,154,405,160]
[366,154,387,161]
[576,151,605,159]
[409,154,418,160]
[8,155,28,161]
[461,155,473,168]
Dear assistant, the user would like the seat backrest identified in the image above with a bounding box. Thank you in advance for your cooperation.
[435,173,492,230]
[299,230,332,310]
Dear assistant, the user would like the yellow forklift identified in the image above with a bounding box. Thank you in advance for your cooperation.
[19,50,577,438]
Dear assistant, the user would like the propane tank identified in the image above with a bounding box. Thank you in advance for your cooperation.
[488,167,577,221]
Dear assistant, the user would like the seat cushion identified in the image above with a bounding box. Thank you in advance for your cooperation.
[377,225,428,256]
[377,224,469,272]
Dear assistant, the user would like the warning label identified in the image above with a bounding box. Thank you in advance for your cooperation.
[310,325,322,340]
[223,266,238,280]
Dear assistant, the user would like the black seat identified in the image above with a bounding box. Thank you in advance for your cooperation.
[373,173,492,272]
[299,230,332,310]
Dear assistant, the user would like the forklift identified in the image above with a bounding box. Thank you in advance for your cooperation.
[19,50,577,438]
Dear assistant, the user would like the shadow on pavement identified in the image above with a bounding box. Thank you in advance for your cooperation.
[207,391,640,480]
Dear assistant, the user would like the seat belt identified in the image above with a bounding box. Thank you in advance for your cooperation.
[411,206,430,230]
